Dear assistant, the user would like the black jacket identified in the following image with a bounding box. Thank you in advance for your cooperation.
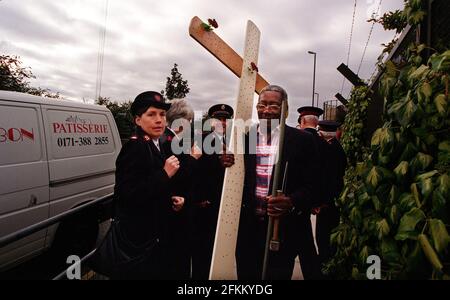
[242,125,320,218]
[193,132,226,209]
[303,127,334,206]
[324,138,347,201]
[114,130,172,249]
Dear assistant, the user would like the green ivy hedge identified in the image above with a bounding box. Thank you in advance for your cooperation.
[327,46,450,279]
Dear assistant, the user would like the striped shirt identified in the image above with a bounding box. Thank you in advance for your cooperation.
[255,125,280,216]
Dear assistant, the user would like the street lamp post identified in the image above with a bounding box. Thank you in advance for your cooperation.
[314,92,320,108]
[308,51,317,107]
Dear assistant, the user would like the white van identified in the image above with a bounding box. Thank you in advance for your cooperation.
[0,91,121,271]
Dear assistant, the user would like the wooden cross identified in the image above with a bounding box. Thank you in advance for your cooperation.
[189,16,269,279]
[189,16,269,94]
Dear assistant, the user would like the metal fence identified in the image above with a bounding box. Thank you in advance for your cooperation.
[0,194,113,280]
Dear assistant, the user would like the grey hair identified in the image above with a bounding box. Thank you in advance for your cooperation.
[259,85,288,103]
[166,98,194,126]
[302,115,319,126]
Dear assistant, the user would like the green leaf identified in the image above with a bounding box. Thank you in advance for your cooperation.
[409,65,429,81]
[432,190,448,220]
[429,219,450,253]
[385,60,398,77]
[387,98,406,116]
[437,174,450,197]
[439,141,450,153]
[429,51,450,72]
[350,207,362,226]
[359,246,369,265]
[394,161,409,181]
[420,82,432,102]
[399,142,418,162]
[415,170,439,182]
[389,185,399,204]
[377,219,390,239]
[395,207,426,241]
[409,11,426,25]
[400,99,417,126]
[399,193,416,212]
[405,241,426,275]
[412,152,433,171]
[358,192,370,206]
[418,178,434,201]
[371,128,385,148]
[434,94,447,116]
[390,205,400,225]
[366,166,382,189]
[417,44,426,54]
[418,234,444,272]
[382,238,401,264]
[411,127,427,139]
[411,183,421,207]
[371,128,394,153]
[372,195,382,212]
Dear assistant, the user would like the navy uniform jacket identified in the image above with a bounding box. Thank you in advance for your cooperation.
[325,138,347,201]
[193,132,226,212]
[114,128,195,251]
[303,127,334,206]
[114,132,172,250]
[194,133,225,237]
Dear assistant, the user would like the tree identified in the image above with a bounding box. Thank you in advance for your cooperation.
[0,55,34,92]
[0,55,60,98]
[161,63,190,100]
[96,96,134,141]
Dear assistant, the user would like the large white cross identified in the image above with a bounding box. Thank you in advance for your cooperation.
[190,17,270,279]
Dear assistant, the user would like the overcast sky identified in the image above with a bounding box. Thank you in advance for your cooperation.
[0,0,405,125]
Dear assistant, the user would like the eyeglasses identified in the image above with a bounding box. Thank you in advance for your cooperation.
[256,103,281,111]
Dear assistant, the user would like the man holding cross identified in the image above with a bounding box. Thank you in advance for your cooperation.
[236,85,322,280]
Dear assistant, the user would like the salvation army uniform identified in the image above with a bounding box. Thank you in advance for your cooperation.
[315,120,347,270]
[113,91,175,279]
[191,104,233,280]
[297,106,331,208]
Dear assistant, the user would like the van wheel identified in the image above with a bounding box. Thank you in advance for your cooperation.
[51,212,99,264]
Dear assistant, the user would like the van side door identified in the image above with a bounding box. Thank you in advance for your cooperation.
[0,100,50,270]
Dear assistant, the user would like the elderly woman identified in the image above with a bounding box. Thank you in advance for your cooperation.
[165,98,195,137]
[161,98,201,279]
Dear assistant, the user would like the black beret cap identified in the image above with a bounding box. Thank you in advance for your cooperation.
[318,120,341,132]
[130,91,171,116]
[297,106,324,117]
[208,104,234,119]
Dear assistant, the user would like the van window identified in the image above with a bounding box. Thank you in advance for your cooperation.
[0,104,42,165]
[46,109,115,159]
